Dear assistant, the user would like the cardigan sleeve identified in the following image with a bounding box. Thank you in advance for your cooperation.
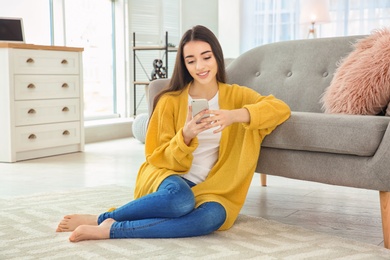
[144,95,198,173]
[239,87,291,137]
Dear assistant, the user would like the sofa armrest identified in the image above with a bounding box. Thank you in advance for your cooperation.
[147,78,171,115]
[262,111,390,156]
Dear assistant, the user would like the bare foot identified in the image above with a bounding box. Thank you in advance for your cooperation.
[69,218,115,242]
[56,214,98,232]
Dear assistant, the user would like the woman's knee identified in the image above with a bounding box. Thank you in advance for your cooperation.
[167,193,195,217]
[198,202,226,234]
[158,175,195,217]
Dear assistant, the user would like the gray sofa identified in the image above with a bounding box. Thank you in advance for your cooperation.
[146,35,390,249]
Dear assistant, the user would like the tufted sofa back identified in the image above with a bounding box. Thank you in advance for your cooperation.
[226,35,364,113]
[147,35,365,114]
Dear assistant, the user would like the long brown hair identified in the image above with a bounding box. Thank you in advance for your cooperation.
[152,25,226,111]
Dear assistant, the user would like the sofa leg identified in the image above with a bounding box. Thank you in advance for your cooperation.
[260,174,267,187]
[380,191,390,249]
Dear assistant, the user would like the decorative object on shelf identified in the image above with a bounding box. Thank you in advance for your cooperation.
[132,113,149,143]
[300,0,331,39]
[150,59,166,81]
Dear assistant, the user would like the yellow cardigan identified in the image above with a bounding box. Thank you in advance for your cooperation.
[134,82,291,230]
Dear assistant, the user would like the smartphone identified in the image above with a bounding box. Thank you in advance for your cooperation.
[191,99,209,123]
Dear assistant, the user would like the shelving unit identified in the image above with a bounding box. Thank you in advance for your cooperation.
[132,31,177,115]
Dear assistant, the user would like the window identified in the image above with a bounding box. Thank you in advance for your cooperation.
[62,0,115,119]
[241,0,390,53]
[324,0,390,37]
[1,0,122,120]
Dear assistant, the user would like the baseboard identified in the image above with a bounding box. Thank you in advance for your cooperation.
[84,118,134,144]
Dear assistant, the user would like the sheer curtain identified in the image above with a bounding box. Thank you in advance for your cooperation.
[240,0,390,53]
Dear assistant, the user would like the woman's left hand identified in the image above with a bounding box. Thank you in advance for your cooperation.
[204,108,250,133]
[204,109,234,133]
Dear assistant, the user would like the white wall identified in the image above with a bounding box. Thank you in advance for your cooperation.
[180,0,219,38]
[0,0,51,45]
[218,0,240,59]
[180,0,240,59]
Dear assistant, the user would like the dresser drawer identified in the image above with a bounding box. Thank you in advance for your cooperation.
[14,75,80,100]
[15,99,80,126]
[12,49,80,75]
[15,122,81,152]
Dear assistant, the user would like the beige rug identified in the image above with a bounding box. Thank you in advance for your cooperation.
[1,185,390,260]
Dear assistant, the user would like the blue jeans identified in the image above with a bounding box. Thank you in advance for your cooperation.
[97,175,226,238]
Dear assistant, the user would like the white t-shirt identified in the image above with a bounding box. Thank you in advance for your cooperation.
[182,92,221,184]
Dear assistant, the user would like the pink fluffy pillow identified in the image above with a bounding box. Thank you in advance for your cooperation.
[321,28,390,115]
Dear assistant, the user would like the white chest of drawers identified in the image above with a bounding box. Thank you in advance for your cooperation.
[0,43,84,162]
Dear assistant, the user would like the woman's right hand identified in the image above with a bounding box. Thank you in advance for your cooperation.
[182,106,211,145]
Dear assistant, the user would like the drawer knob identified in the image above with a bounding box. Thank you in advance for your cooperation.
[28,134,37,140]
[27,83,36,89]
[26,58,35,63]
[62,83,69,88]
[63,130,70,136]
[61,59,68,65]
[28,109,36,114]
[62,107,69,112]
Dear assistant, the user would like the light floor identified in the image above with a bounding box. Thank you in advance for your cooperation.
[0,138,384,247]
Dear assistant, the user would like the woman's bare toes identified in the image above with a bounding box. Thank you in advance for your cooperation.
[56,214,98,232]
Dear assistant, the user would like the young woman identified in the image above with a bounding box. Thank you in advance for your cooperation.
[56,25,291,242]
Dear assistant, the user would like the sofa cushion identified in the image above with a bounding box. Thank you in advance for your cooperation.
[321,28,390,115]
[261,111,390,157]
